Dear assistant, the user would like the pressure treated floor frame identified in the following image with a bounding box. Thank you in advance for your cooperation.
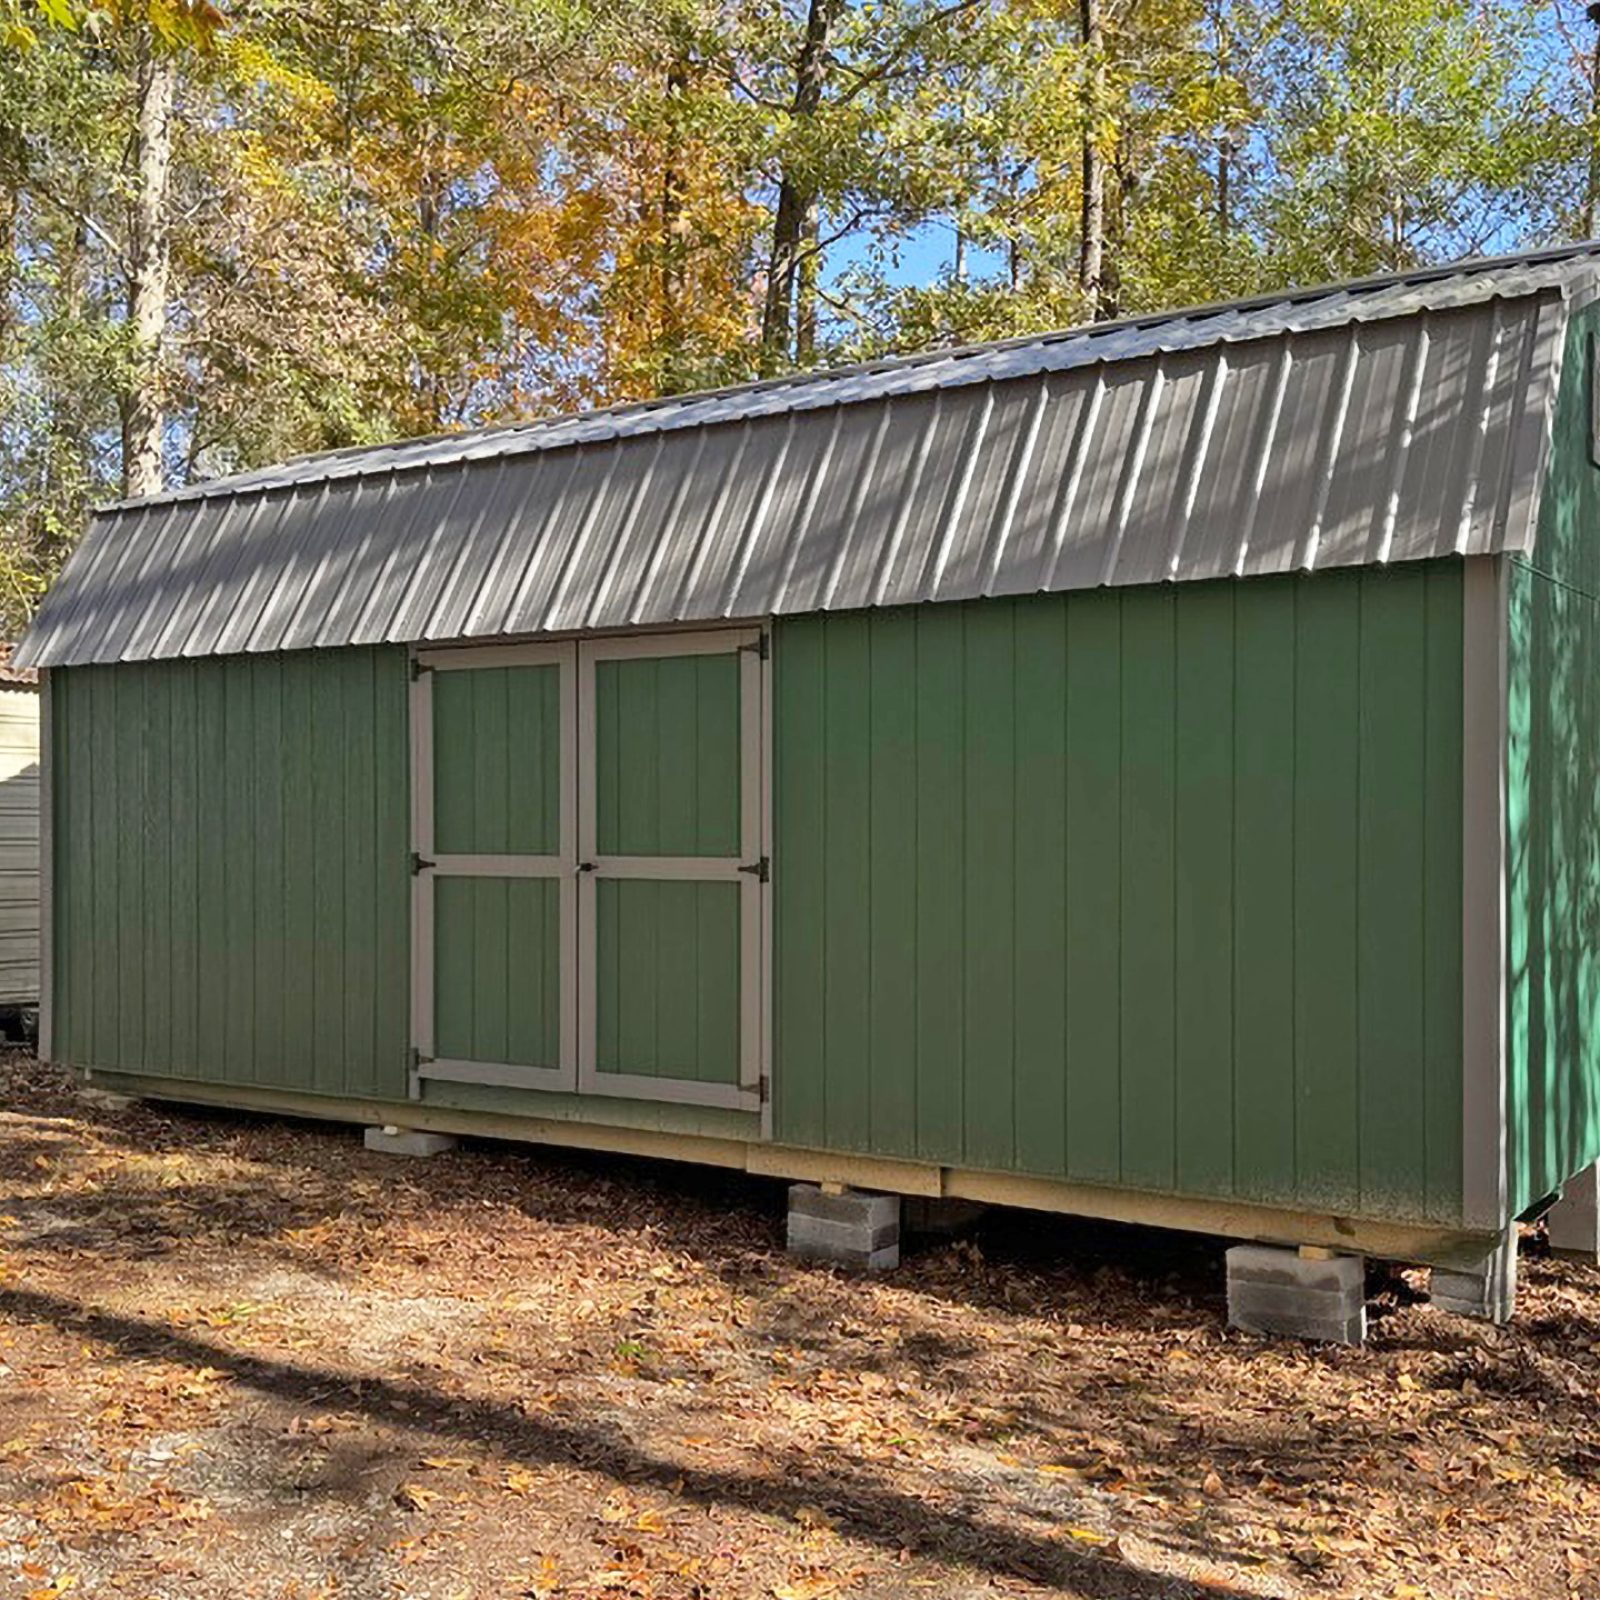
[78,1067,1506,1272]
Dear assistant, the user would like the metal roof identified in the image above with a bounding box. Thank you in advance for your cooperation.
[18,242,1600,669]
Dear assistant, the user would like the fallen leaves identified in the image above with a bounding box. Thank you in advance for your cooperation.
[0,1050,1598,1600]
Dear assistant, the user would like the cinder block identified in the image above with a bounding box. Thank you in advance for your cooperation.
[1226,1244,1366,1345]
[77,1087,136,1112]
[1547,1163,1600,1263]
[364,1125,458,1158]
[1432,1226,1517,1323]
[787,1184,900,1270]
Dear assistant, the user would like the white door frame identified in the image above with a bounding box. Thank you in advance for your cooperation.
[410,640,578,1096]
[575,629,765,1113]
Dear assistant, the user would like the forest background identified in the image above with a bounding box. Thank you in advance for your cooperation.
[0,0,1595,631]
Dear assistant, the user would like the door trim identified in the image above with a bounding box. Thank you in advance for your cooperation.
[576,628,764,1112]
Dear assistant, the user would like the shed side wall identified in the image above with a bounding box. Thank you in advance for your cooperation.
[774,568,1465,1225]
[49,649,412,1097]
[1506,299,1600,1216]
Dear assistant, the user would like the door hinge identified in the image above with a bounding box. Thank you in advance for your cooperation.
[410,1046,434,1070]
[411,852,435,875]
[759,1074,770,1105]
[740,633,769,661]
[738,855,769,883]
[409,657,433,681]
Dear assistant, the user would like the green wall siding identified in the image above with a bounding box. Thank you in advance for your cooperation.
[52,648,413,1098]
[774,569,1465,1224]
[1507,303,1600,1216]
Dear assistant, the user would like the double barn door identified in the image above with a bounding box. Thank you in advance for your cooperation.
[410,630,766,1112]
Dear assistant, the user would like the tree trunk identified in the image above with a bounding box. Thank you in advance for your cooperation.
[794,198,819,364]
[122,40,174,500]
[659,59,688,390]
[759,0,837,375]
[1078,0,1106,320]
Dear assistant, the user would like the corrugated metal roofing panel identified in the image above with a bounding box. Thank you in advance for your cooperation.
[18,244,1600,669]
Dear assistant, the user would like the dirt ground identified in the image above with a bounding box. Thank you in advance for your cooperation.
[1,1054,1598,1600]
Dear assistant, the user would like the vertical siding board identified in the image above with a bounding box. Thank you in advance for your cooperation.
[280,651,317,1089]
[312,657,348,1091]
[195,663,227,1075]
[773,622,827,1147]
[224,659,256,1082]
[822,614,873,1149]
[914,605,965,1161]
[963,602,1017,1171]
[168,663,198,1077]
[1119,590,1177,1190]
[252,655,285,1086]
[1173,584,1235,1195]
[1293,575,1361,1212]
[1011,597,1069,1177]
[435,878,474,1061]
[655,878,696,1073]
[1357,571,1428,1214]
[1232,578,1297,1200]
[1423,564,1464,1221]
[143,659,173,1075]
[92,668,118,1063]
[473,876,510,1063]
[867,612,918,1155]
[696,655,741,856]
[432,670,475,852]
[115,667,146,1070]
[373,654,410,1093]
[473,667,510,853]
[344,651,379,1092]
[619,880,659,1074]
[1064,596,1121,1183]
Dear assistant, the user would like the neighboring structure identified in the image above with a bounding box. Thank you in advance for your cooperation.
[0,645,40,1032]
[19,242,1600,1339]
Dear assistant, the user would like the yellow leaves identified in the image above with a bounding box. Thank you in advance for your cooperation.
[394,1482,440,1512]
[24,1572,78,1600]
[770,1568,866,1600]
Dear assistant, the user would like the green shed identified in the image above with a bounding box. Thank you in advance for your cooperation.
[20,243,1600,1334]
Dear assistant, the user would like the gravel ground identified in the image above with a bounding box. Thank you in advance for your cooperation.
[0,1050,1596,1600]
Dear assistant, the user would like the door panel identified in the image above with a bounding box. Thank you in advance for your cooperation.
[434,876,562,1069]
[593,653,741,857]
[433,664,562,856]
[412,644,576,1094]
[579,632,764,1110]
[594,878,741,1087]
